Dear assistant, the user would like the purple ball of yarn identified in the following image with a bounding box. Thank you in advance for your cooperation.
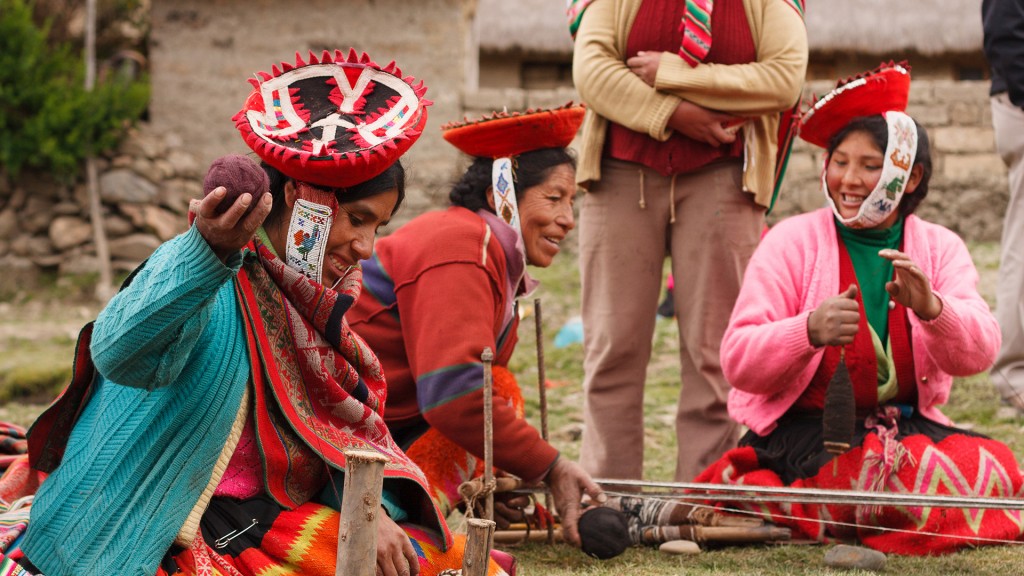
[578,506,631,560]
[202,154,270,215]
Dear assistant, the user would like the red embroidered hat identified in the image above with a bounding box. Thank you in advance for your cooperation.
[441,103,585,158]
[799,62,911,149]
[234,49,431,189]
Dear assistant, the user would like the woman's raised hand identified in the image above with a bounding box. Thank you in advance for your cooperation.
[189,187,273,262]
[879,249,943,320]
[807,284,860,347]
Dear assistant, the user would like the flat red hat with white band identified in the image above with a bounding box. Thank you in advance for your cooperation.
[799,62,911,149]
[441,103,585,159]
[234,49,431,189]
[441,103,584,230]
[799,62,918,229]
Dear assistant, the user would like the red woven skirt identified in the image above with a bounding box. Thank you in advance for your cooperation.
[695,410,1024,554]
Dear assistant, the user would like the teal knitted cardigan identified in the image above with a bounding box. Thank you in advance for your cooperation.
[22,226,249,576]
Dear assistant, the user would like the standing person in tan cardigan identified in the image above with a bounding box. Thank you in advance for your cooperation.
[570,0,807,482]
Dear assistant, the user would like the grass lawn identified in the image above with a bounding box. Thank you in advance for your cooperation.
[3,239,1024,574]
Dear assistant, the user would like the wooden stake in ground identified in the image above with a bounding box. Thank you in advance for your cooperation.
[336,449,388,576]
[84,0,113,301]
[481,347,495,523]
[533,298,555,544]
[462,518,496,576]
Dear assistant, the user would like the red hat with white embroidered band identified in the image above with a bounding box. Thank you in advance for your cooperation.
[798,61,911,149]
[799,62,918,230]
[233,49,431,189]
[440,103,584,232]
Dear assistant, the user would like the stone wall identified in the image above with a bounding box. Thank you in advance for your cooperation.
[0,79,1008,297]
[0,128,198,297]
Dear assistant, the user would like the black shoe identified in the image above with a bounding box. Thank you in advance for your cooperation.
[656,288,675,318]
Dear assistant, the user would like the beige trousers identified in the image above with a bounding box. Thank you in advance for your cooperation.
[578,158,763,482]
[991,94,1024,400]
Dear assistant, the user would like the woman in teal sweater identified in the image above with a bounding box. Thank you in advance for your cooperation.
[1,50,511,576]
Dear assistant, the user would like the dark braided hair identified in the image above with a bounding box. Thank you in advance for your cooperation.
[449,148,576,212]
[827,115,932,218]
[263,160,406,227]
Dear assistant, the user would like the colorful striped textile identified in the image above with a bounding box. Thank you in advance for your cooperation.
[0,556,31,576]
[568,0,805,51]
[678,0,713,67]
[0,425,26,473]
[566,0,596,39]
[782,0,804,18]
[0,456,45,567]
[154,497,510,576]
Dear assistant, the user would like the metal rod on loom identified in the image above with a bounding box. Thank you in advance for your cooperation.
[591,478,1024,510]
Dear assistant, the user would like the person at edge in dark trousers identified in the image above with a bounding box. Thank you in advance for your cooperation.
[982,0,1024,414]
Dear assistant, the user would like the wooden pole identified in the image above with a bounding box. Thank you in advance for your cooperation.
[533,298,555,544]
[481,347,495,523]
[494,528,564,544]
[336,449,388,576]
[84,0,113,301]
[461,518,496,576]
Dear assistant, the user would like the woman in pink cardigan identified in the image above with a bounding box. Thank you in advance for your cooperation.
[696,63,1024,554]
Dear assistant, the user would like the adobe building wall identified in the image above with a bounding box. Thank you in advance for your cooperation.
[148,0,476,218]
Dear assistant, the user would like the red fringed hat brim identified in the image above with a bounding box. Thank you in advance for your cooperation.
[799,62,911,149]
[441,103,585,158]
[234,49,431,189]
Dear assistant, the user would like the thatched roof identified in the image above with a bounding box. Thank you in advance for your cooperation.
[477,0,983,56]
[477,0,573,54]
[806,0,982,56]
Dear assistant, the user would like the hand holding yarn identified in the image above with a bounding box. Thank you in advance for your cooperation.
[202,154,270,215]
[191,154,272,262]
[808,284,860,347]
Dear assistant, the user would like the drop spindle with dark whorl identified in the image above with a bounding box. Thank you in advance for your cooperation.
[578,506,631,560]
[822,350,856,455]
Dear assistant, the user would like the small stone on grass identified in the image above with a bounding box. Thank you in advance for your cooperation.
[824,544,886,571]
[659,540,701,555]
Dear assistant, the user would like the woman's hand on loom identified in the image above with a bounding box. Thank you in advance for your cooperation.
[545,457,606,547]
[808,284,860,347]
[376,512,420,576]
[493,493,533,530]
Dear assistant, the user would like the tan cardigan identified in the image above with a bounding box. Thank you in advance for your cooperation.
[572,0,808,207]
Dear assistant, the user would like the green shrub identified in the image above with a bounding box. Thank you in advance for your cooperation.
[0,0,149,181]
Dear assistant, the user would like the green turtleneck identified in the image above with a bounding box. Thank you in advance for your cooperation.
[836,217,904,343]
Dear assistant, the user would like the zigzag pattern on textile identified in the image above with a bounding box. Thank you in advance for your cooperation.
[696,431,1024,554]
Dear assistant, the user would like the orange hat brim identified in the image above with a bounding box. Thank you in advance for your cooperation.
[441,104,585,158]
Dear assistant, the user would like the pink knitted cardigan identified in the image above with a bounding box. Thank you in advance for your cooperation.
[724,208,1000,436]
